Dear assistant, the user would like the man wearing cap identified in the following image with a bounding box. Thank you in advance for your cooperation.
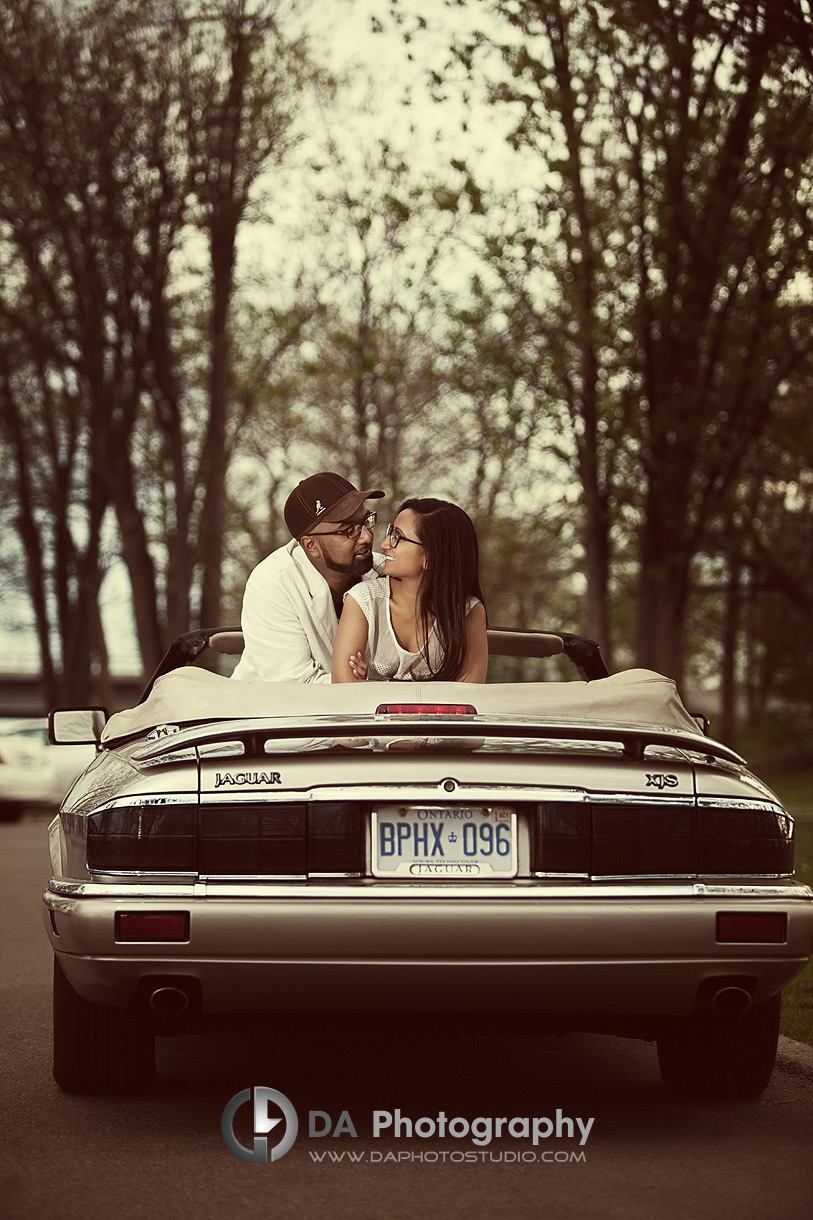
[232,472,385,683]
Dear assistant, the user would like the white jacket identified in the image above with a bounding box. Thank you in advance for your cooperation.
[231,540,383,684]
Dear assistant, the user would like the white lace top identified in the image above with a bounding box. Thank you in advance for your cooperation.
[344,577,479,681]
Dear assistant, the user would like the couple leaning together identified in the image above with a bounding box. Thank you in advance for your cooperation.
[232,472,488,686]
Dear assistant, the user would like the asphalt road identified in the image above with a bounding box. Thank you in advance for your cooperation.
[2,813,812,1220]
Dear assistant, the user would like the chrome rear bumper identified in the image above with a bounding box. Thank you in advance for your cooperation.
[43,880,813,1017]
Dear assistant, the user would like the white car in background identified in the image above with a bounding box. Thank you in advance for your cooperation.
[0,719,95,820]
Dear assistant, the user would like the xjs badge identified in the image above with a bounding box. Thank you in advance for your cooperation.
[645,773,679,789]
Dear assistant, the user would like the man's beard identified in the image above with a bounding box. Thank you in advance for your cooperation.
[318,543,373,578]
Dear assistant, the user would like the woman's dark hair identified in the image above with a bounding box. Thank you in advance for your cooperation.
[397,497,486,682]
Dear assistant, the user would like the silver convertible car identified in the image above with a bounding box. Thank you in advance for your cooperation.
[44,629,813,1099]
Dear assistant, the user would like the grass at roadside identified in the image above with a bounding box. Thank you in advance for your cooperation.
[760,775,813,1046]
[763,771,813,816]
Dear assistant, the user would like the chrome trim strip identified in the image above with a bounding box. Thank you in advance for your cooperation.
[199,873,309,881]
[87,870,198,881]
[693,883,812,896]
[583,793,696,805]
[308,872,365,880]
[697,798,788,811]
[85,794,200,811]
[45,878,813,901]
[590,872,794,881]
[76,787,703,818]
[45,882,206,900]
[87,869,363,882]
[534,872,590,880]
[196,785,696,806]
[93,866,792,884]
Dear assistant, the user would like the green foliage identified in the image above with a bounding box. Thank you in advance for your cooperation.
[780,814,813,1046]
[436,0,813,680]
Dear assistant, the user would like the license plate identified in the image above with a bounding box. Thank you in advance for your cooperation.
[372,805,517,879]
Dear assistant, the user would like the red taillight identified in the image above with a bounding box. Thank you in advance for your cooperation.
[116,912,189,942]
[716,912,787,943]
[375,704,477,715]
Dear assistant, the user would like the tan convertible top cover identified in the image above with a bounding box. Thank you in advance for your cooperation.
[102,667,703,743]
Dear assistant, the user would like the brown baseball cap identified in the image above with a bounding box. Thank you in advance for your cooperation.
[284,472,384,539]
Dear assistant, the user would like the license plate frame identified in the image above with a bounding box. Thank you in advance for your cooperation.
[371,805,517,879]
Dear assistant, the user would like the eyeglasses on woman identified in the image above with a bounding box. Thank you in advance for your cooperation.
[385,523,424,549]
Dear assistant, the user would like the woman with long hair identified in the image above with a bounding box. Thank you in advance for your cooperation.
[332,497,488,683]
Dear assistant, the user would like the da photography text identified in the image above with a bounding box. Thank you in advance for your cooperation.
[311,1109,595,1148]
[221,1087,596,1164]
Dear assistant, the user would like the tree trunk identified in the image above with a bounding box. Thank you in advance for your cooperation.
[582,492,612,668]
[635,451,693,684]
[720,554,742,746]
[89,594,114,711]
[1,389,60,705]
[198,224,235,628]
[112,457,166,676]
[635,563,690,684]
[61,564,100,705]
[147,269,195,640]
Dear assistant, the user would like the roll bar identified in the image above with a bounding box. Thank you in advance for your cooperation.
[138,627,609,703]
